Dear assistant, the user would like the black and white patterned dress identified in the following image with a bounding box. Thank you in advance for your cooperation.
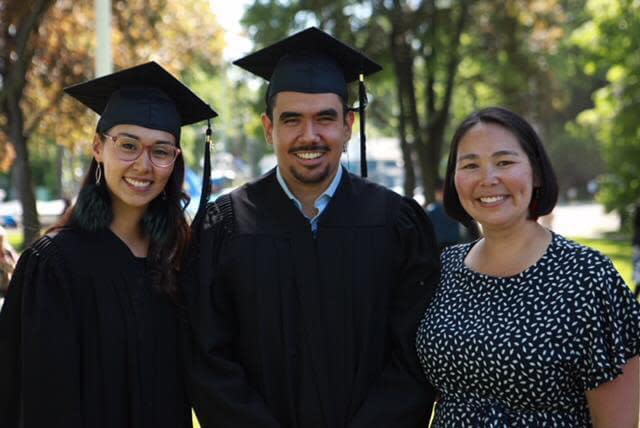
[416,233,640,427]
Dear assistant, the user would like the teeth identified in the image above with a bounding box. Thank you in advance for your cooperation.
[480,195,505,203]
[296,152,322,160]
[125,178,152,188]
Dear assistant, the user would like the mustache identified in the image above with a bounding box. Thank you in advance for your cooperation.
[289,145,330,154]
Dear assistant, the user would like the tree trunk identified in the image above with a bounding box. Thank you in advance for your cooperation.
[1,0,55,246]
[6,92,40,245]
[389,26,416,198]
[417,0,469,204]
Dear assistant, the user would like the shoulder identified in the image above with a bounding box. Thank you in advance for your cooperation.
[550,234,613,273]
[549,234,629,298]
[441,242,472,270]
[347,172,403,202]
[26,228,81,263]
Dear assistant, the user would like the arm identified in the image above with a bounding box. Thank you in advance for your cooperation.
[0,239,83,428]
[587,356,639,428]
[182,201,280,428]
[349,197,440,428]
[578,253,640,428]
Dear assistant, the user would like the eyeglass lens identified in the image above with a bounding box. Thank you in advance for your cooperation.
[112,136,178,167]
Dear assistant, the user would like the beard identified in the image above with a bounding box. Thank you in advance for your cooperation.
[289,163,333,185]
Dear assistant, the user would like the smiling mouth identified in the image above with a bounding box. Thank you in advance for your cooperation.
[295,151,324,160]
[479,195,506,204]
[124,177,153,189]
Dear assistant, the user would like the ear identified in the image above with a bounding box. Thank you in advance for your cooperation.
[344,109,355,141]
[261,113,274,146]
[92,134,104,162]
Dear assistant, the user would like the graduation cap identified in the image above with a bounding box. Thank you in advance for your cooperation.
[64,61,218,216]
[233,27,382,177]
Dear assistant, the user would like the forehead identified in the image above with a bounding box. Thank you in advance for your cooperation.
[106,124,176,144]
[272,91,343,113]
[457,122,523,155]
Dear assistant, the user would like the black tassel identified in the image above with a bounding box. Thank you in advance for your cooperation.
[358,73,368,178]
[194,120,213,224]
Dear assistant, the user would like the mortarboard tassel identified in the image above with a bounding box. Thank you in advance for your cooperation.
[358,73,368,178]
[196,119,213,220]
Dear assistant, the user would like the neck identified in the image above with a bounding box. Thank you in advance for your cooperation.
[284,169,339,218]
[110,204,149,257]
[469,220,551,277]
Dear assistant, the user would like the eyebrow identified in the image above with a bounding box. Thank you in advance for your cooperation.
[278,111,302,122]
[117,132,175,146]
[316,108,339,118]
[278,108,339,122]
[457,150,521,161]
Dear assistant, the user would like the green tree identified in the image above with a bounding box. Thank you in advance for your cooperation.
[241,0,471,203]
[0,0,224,244]
[571,0,640,216]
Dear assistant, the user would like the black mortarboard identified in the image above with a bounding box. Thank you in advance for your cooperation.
[64,61,218,217]
[64,61,217,141]
[233,27,382,177]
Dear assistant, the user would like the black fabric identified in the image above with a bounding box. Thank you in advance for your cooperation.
[633,205,640,247]
[96,87,182,140]
[63,61,217,140]
[233,27,382,99]
[182,169,440,428]
[0,228,191,428]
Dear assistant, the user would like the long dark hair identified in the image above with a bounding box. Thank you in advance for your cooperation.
[53,135,190,300]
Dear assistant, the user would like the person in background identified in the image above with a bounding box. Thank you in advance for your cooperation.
[416,106,640,427]
[426,178,480,252]
[183,27,440,428]
[633,203,640,298]
[0,225,17,298]
[0,62,217,428]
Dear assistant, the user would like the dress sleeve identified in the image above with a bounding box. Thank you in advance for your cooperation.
[349,197,440,428]
[0,238,83,428]
[576,254,640,391]
[181,199,281,428]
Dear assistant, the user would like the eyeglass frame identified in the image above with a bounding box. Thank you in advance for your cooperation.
[101,133,182,168]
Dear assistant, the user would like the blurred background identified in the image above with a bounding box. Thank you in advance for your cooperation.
[0,0,638,287]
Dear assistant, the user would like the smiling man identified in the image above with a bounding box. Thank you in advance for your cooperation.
[183,27,440,428]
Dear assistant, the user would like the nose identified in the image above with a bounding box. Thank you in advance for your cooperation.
[132,147,153,171]
[299,120,319,143]
[479,165,499,186]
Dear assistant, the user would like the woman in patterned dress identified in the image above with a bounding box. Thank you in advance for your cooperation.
[416,107,640,427]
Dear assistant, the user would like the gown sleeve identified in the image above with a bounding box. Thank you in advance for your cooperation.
[349,197,440,428]
[576,254,640,390]
[0,237,83,428]
[181,199,281,428]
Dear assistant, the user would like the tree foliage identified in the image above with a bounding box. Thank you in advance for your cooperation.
[240,0,602,204]
[571,0,640,217]
[0,0,224,244]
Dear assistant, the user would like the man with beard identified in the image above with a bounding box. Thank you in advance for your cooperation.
[183,27,440,428]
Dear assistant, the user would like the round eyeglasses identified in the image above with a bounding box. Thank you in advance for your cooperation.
[102,134,181,168]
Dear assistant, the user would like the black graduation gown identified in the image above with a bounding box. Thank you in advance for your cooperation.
[184,169,439,428]
[0,228,191,428]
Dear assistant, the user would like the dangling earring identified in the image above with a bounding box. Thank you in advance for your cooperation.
[95,163,102,186]
[161,189,167,200]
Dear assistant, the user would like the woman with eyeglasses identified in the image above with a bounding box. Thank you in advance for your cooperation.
[0,62,216,428]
